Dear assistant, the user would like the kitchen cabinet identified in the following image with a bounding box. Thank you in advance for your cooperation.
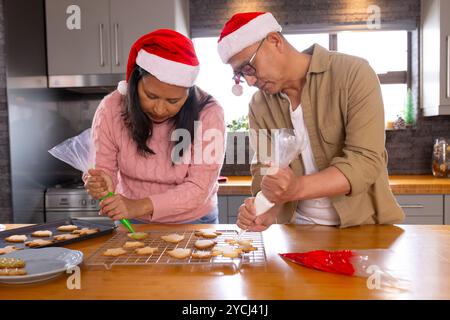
[445,195,450,225]
[395,195,444,224]
[5,0,48,88]
[218,196,228,224]
[421,0,450,116]
[217,195,249,224]
[45,0,189,87]
[219,194,448,225]
[46,0,111,77]
[227,196,248,224]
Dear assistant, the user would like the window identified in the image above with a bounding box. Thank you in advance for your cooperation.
[283,33,329,52]
[193,30,409,128]
[193,37,256,125]
[337,30,409,122]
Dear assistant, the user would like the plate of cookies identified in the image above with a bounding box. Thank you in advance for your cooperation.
[0,247,83,284]
[0,219,116,254]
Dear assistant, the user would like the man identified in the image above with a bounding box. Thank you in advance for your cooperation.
[217,12,404,230]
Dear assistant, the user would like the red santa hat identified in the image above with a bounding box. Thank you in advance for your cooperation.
[117,29,200,95]
[217,12,282,64]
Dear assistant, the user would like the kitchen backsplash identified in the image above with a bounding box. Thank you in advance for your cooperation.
[221,114,450,176]
[386,115,450,174]
[190,0,420,36]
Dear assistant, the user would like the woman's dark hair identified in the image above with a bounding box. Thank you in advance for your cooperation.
[122,66,212,157]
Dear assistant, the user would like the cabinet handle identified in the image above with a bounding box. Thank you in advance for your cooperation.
[400,204,424,209]
[447,35,449,98]
[114,23,120,66]
[99,24,105,67]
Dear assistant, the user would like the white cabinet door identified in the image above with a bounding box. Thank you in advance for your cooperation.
[440,0,450,106]
[46,0,111,75]
[109,0,187,74]
[395,195,444,224]
[422,0,450,115]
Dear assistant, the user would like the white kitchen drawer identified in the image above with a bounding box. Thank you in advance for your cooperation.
[400,216,444,225]
[395,195,444,216]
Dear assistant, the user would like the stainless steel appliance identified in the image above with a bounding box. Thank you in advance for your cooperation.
[45,182,114,226]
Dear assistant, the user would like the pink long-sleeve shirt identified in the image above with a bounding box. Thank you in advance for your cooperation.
[91,89,225,223]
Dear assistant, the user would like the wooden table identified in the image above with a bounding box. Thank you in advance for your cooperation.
[1,224,449,299]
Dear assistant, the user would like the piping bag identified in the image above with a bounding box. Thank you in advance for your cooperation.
[238,128,303,238]
[99,192,135,233]
[280,249,409,290]
[48,128,135,234]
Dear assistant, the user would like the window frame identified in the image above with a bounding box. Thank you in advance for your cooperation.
[329,31,410,89]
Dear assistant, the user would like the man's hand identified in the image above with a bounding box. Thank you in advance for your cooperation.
[261,166,303,203]
[99,194,153,221]
[237,197,280,232]
[84,169,114,199]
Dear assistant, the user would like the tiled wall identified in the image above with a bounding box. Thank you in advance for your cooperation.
[190,0,421,36]
[386,116,450,175]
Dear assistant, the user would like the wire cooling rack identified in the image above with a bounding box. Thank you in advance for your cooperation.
[85,229,266,270]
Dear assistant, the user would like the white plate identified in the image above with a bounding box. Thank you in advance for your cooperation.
[0,247,83,284]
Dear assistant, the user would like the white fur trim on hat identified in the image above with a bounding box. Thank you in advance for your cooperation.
[117,80,128,95]
[218,13,282,63]
[136,49,199,87]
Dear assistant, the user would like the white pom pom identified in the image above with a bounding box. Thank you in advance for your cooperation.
[117,80,128,95]
[232,83,243,96]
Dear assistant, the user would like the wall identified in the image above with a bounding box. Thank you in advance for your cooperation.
[190,0,421,36]
[0,0,12,223]
[192,0,450,176]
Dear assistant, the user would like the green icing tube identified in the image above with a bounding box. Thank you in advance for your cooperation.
[99,192,135,234]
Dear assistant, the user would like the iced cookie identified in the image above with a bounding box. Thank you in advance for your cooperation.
[167,248,191,259]
[191,251,213,259]
[194,239,216,250]
[161,234,185,244]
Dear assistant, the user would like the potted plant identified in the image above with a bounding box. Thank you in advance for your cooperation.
[404,88,416,128]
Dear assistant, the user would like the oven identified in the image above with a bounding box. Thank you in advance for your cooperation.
[45,182,114,226]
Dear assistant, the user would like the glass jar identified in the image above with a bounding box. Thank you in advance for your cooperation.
[432,138,449,178]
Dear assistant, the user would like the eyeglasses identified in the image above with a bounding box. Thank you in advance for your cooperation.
[232,38,265,83]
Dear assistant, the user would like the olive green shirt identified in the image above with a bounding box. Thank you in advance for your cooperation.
[248,44,405,228]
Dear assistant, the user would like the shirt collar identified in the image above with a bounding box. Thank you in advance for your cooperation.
[302,43,330,74]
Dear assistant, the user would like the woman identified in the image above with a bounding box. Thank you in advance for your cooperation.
[84,29,225,224]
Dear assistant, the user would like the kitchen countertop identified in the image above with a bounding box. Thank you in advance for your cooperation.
[218,175,450,195]
[1,223,449,299]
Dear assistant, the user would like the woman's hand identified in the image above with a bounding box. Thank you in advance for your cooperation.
[237,197,280,232]
[99,194,153,221]
[84,169,114,199]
